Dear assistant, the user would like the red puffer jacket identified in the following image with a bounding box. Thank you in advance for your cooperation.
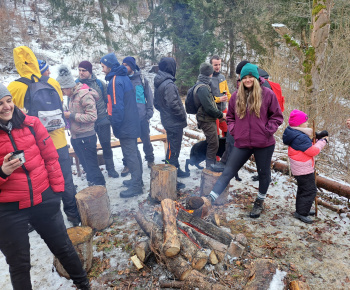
[0,115,64,209]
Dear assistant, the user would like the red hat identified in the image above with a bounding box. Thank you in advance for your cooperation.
[289,110,308,126]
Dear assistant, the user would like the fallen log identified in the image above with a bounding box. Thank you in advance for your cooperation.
[316,198,350,217]
[135,211,192,280]
[150,164,177,202]
[244,259,279,290]
[135,239,152,263]
[161,199,181,257]
[272,161,350,199]
[177,209,235,246]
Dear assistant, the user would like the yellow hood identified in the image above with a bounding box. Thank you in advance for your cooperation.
[13,46,41,78]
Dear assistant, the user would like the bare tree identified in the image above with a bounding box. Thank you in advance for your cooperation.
[98,0,113,52]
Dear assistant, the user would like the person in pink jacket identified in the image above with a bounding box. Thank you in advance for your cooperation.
[283,110,328,224]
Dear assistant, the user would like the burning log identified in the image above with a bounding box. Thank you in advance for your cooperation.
[135,239,152,263]
[75,186,112,231]
[161,199,181,257]
[135,211,192,280]
[150,164,177,202]
[177,209,235,246]
[200,169,230,205]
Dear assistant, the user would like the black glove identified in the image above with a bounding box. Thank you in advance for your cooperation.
[315,130,328,140]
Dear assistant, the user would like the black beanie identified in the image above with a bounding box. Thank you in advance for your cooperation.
[199,63,214,76]
[236,60,250,75]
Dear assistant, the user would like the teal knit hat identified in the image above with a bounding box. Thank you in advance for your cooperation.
[240,63,259,81]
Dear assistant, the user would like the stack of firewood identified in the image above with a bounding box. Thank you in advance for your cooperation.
[133,197,248,289]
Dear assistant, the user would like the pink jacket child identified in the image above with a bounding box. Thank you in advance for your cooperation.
[282,109,328,223]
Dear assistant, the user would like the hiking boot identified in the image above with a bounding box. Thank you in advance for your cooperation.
[308,209,316,216]
[120,187,143,198]
[148,161,155,168]
[123,179,144,187]
[235,173,242,181]
[121,166,130,177]
[249,198,264,218]
[105,158,119,178]
[67,215,81,227]
[107,169,119,178]
[177,168,190,178]
[251,175,259,181]
[294,212,313,224]
[177,181,186,190]
[205,158,216,170]
[210,161,225,172]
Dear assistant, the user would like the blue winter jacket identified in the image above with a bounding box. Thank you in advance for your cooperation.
[105,64,140,139]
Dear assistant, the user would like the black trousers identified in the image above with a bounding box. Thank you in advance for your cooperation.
[220,130,235,164]
[212,144,275,196]
[95,122,113,161]
[197,120,218,161]
[119,138,143,187]
[295,173,317,216]
[71,134,105,186]
[57,145,79,219]
[165,127,184,168]
[0,188,88,290]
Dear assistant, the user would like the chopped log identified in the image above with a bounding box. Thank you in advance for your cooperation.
[183,270,226,290]
[135,212,192,280]
[177,209,234,246]
[244,259,279,290]
[272,161,350,199]
[209,250,219,265]
[186,196,204,209]
[161,199,181,257]
[75,186,113,231]
[227,241,245,258]
[290,280,311,290]
[200,169,230,205]
[150,164,177,202]
[131,255,143,270]
[159,280,184,288]
[53,226,93,278]
[135,239,152,263]
[177,220,227,262]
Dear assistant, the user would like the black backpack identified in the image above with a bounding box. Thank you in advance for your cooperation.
[185,83,208,114]
[16,75,65,132]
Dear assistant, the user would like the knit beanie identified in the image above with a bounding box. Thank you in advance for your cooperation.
[56,65,76,89]
[240,63,259,81]
[38,59,49,74]
[288,110,308,127]
[122,56,139,72]
[199,63,214,76]
[0,83,11,100]
[236,60,250,75]
[78,61,93,74]
[100,53,120,68]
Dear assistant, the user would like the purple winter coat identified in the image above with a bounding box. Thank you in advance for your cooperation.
[226,79,283,149]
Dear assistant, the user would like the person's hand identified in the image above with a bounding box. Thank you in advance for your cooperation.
[64,111,71,118]
[346,118,350,129]
[219,113,226,122]
[1,153,22,176]
[220,95,228,102]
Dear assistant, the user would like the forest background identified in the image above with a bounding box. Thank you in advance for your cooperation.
[0,0,350,183]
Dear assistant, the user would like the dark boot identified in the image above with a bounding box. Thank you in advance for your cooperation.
[121,166,130,177]
[294,212,313,224]
[120,186,143,198]
[75,280,91,290]
[205,158,215,170]
[210,161,225,172]
[177,181,185,190]
[177,168,190,178]
[123,179,144,187]
[105,158,119,178]
[250,198,264,218]
[67,215,81,227]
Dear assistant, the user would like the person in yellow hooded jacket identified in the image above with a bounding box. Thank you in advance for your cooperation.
[7,46,81,226]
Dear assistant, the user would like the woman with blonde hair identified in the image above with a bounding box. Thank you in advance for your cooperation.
[208,63,283,218]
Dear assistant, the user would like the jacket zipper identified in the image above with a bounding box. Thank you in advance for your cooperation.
[8,132,34,207]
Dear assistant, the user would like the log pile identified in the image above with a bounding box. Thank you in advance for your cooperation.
[134,198,248,287]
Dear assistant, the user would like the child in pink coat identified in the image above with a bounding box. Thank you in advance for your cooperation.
[283,110,328,224]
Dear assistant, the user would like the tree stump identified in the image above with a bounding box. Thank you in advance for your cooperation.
[150,164,177,202]
[53,226,94,279]
[200,169,230,205]
[76,185,113,231]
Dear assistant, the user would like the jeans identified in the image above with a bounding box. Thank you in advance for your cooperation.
[295,173,317,216]
[119,138,143,187]
[57,145,79,218]
[212,144,275,196]
[0,188,88,290]
[71,134,105,185]
[165,127,184,168]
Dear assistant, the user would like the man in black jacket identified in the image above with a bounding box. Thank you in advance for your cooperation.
[195,63,225,169]
[154,57,189,189]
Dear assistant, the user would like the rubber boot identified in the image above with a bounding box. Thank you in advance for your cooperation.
[205,158,216,170]
[105,158,119,178]
[249,198,264,218]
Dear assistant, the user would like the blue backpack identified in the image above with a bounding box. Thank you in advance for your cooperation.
[16,75,65,132]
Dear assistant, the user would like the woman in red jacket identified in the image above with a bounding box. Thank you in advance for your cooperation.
[0,84,90,290]
[208,64,283,218]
